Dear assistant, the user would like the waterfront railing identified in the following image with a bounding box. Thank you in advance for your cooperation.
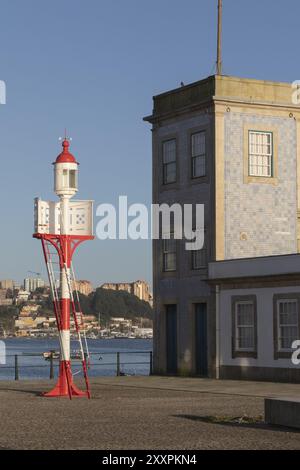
[0,350,153,380]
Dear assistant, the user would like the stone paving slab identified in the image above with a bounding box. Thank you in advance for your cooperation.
[0,377,299,450]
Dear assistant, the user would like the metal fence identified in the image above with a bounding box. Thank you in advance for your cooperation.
[0,350,153,380]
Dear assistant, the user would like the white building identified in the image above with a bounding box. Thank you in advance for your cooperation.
[17,290,30,303]
[24,278,45,292]
[209,254,300,383]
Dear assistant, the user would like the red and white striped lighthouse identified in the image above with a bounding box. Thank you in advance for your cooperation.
[34,137,94,399]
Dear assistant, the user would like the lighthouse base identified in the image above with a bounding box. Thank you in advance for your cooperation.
[43,361,88,398]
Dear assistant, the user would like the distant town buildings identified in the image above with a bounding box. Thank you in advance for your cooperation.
[14,303,97,337]
[110,317,132,332]
[104,317,153,339]
[0,275,153,339]
[0,288,13,306]
[24,277,45,292]
[13,306,153,339]
[72,280,93,296]
[19,305,40,317]
[102,283,131,294]
[13,308,152,339]
[0,279,14,290]
[101,280,152,304]
[16,290,30,304]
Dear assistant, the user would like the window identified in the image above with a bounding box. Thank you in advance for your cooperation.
[69,170,76,188]
[191,231,207,270]
[163,139,176,184]
[191,131,206,178]
[249,131,273,177]
[277,299,299,352]
[192,249,207,270]
[235,301,255,351]
[273,294,300,359]
[163,235,176,272]
[232,296,257,358]
[62,169,68,187]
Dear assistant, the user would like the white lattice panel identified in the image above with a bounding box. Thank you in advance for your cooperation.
[69,201,93,235]
[34,198,93,236]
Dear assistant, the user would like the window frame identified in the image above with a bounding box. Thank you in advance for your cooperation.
[191,131,206,179]
[248,130,273,178]
[231,295,257,359]
[162,233,177,273]
[162,139,177,185]
[62,169,69,188]
[243,124,278,186]
[273,293,300,359]
[188,125,210,184]
[69,169,77,189]
[191,228,207,270]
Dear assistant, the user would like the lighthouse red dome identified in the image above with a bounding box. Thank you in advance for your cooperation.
[55,139,77,164]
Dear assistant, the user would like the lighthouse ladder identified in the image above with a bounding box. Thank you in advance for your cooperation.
[62,260,91,399]
[70,262,90,365]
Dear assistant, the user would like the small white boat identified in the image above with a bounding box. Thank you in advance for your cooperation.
[43,349,83,360]
[43,350,60,360]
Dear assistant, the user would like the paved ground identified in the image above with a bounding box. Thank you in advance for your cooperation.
[0,376,300,450]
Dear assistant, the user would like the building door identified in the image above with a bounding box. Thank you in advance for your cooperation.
[166,304,177,374]
[195,303,208,377]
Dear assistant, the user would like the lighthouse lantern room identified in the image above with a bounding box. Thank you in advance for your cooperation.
[54,139,78,197]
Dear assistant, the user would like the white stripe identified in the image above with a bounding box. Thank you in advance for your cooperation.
[60,267,70,299]
[60,330,70,361]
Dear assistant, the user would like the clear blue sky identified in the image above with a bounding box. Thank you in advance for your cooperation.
[0,0,299,287]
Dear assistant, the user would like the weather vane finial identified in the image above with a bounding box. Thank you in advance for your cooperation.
[59,129,72,142]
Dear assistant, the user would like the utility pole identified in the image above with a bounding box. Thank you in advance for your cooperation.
[216,0,223,75]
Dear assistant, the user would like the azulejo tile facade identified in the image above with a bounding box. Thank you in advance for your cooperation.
[224,113,297,259]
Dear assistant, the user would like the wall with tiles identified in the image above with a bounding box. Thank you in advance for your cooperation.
[224,113,297,259]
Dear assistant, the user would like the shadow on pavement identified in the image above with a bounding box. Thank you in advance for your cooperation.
[1,388,43,397]
[173,414,300,433]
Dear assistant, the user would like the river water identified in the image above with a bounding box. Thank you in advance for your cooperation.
[0,337,153,380]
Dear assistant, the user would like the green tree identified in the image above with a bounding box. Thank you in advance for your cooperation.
[0,305,19,332]
[80,288,153,322]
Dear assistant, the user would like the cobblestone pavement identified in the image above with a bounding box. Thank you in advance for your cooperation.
[0,377,299,450]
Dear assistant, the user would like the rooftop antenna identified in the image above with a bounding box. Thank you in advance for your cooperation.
[216,0,223,75]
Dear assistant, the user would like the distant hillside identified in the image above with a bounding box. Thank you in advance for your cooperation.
[0,289,153,333]
[78,288,153,323]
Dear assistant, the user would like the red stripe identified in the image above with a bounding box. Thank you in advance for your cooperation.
[60,298,70,329]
